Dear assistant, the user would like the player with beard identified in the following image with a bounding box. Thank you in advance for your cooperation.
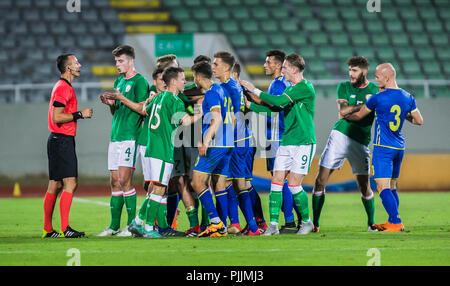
[311,56,380,232]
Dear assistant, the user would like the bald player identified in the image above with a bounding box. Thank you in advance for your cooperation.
[341,63,423,232]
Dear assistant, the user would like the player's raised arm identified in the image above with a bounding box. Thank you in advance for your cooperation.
[342,104,371,121]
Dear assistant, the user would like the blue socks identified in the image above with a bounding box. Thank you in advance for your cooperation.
[249,186,265,222]
[198,188,220,223]
[237,187,258,233]
[380,188,401,224]
[282,181,295,223]
[391,189,399,208]
[227,184,240,225]
[215,189,229,227]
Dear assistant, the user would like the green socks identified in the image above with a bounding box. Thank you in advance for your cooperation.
[123,189,137,225]
[268,184,283,223]
[109,191,124,231]
[291,186,310,223]
[361,192,376,226]
[138,196,149,221]
[312,190,325,227]
[186,206,199,228]
[157,197,169,229]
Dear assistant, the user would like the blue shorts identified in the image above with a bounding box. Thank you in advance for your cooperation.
[372,145,405,180]
[229,146,253,180]
[193,147,233,178]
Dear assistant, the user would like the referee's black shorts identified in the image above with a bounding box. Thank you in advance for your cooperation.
[47,132,78,181]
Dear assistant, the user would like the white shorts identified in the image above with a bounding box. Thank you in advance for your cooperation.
[135,144,152,181]
[319,130,370,175]
[273,144,316,175]
[147,157,174,186]
[108,140,136,171]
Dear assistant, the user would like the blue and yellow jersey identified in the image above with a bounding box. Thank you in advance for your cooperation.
[266,75,290,141]
[365,88,418,150]
[221,78,251,146]
[202,83,234,148]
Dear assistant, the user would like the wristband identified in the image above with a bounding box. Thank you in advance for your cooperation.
[254,88,262,97]
[72,111,83,121]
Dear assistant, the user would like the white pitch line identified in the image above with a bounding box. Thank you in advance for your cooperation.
[73,198,110,207]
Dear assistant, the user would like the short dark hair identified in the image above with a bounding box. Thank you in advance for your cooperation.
[112,45,135,59]
[194,55,211,64]
[232,62,241,77]
[347,56,369,70]
[157,54,177,69]
[162,66,184,86]
[213,51,235,70]
[56,54,74,74]
[266,49,286,64]
[285,53,306,72]
[152,67,164,80]
[191,61,213,79]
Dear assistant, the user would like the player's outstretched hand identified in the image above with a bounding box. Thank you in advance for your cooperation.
[198,142,208,157]
[81,108,93,119]
[99,93,115,106]
[240,80,256,93]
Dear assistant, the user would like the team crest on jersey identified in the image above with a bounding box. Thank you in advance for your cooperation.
[125,85,131,92]
[350,94,356,98]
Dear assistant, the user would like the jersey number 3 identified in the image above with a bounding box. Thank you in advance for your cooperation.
[389,105,401,132]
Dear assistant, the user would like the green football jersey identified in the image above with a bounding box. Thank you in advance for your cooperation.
[136,84,157,146]
[144,91,187,163]
[333,81,379,146]
[111,73,149,142]
[259,79,316,146]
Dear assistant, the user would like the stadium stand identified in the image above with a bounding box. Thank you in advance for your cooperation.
[0,0,448,102]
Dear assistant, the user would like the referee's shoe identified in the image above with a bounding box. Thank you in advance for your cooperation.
[59,226,86,238]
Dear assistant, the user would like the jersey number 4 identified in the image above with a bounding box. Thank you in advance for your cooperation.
[149,104,162,130]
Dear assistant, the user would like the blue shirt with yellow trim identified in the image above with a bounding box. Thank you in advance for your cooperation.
[266,75,290,141]
[366,88,417,150]
[221,78,251,147]
[202,83,234,147]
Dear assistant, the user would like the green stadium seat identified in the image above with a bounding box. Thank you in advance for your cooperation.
[181,21,199,33]
[371,34,390,46]
[295,6,313,19]
[340,8,359,20]
[171,8,190,21]
[221,20,239,34]
[201,20,219,33]
[366,21,384,33]
[386,21,404,33]
[360,9,380,21]
[310,34,328,45]
[439,9,450,20]
[232,7,249,19]
[318,46,336,60]
[270,34,288,46]
[261,20,278,33]
[280,19,298,33]
[380,9,398,20]
[185,0,201,7]
[416,49,436,61]
[345,19,364,33]
[352,34,370,46]
[431,34,448,46]
[242,20,259,33]
[405,21,424,33]
[164,0,181,7]
[245,0,261,6]
[324,20,344,33]
[391,34,409,46]
[377,49,396,61]
[394,0,414,5]
[410,35,429,46]
[252,7,269,20]
[272,7,289,19]
[431,86,450,98]
[336,46,354,60]
[399,9,418,20]
[330,34,349,46]
[436,48,450,61]
[288,0,308,4]
[419,9,437,20]
[335,0,355,5]
[264,0,281,5]
[225,0,241,6]
[290,32,308,46]
[299,46,316,58]
[402,62,422,77]
[211,9,229,20]
[250,33,269,47]
[423,61,442,77]
[396,48,415,61]
[434,0,449,6]
[229,33,248,47]
[205,0,221,7]
[425,21,443,33]
[192,8,209,20]
[316,0,332,5]
[319,8,339,19]
[355,47,376,62]
[302,19,321,32]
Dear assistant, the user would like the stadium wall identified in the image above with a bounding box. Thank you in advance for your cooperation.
[1,97,449,190]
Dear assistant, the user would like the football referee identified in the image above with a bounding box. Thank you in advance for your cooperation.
[42,54,93,238]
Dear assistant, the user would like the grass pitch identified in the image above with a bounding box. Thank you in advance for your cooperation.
[0,192,449,266]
